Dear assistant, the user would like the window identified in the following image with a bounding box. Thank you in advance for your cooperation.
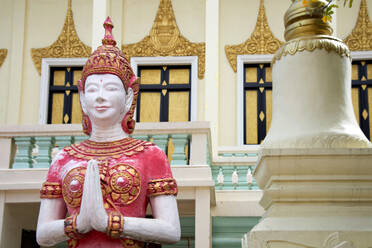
[47,67,83,124]
[136,65,191,122]
[239,57,372,145]
[351,60,372,140]
[243,63,272,144]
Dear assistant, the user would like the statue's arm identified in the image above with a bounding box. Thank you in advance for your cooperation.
[36,198,68,247]
[121,195,181,244]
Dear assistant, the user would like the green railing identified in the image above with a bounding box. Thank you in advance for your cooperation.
[11,134,191,169]
[211,146,260,190]
[1,123,260,190]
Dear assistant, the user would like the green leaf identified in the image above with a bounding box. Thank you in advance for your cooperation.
[349,0,353,8]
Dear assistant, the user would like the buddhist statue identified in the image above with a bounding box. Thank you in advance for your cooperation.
[36,17,181,248]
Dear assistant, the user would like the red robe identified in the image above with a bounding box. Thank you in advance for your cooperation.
[40,138,178,248]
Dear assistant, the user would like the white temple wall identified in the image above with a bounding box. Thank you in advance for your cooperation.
[19,0,92,125]
[218,0,288,147]
[0,0,13,125]
[0,0,372,146]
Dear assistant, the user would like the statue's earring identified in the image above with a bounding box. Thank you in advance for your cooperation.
[82,112,92,135]
[121,113,135,134]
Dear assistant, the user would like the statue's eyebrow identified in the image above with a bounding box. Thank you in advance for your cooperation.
[85,81,99,86]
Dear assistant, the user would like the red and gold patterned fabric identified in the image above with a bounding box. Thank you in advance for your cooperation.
[40,137,177,248]
[147,178,178,197]
[40,182,62,199]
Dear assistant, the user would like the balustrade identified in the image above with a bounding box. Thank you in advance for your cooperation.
[0,122,259,190]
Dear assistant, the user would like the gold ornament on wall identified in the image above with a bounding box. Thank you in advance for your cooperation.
[31,0,91,74]
[344,0,372,51]
[225,0,283,72]
[122,0,205,79]
[0,49,8,67]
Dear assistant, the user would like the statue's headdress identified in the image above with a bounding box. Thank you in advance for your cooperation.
[78,17,139,135]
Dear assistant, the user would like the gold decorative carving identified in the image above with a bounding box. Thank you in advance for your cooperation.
[31,0,91,74]
[0,49,8,67]
[122,0,205,79]
[344,0,372,51]
[272,36,351,64]
[225,0,283,72]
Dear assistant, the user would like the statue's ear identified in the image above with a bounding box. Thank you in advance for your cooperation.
[80,91,88,114]
[125,88,134,112]
[78,79,88,114]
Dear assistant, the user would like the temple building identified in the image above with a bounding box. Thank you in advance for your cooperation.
[0,0,371,247]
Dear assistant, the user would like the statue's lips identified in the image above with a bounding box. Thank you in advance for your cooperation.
[95,106,110,111]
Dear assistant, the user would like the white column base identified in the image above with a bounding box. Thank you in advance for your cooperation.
[195,187,211,248]
[248,148,372,248]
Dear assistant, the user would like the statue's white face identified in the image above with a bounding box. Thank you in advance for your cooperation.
[81,74,132,126]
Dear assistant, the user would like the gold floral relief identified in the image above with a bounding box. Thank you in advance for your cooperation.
[272,36,351,64]
[122,0,205,79]
[225,0,283,72]
[344,0,372,51]
[0,49,8,67]
[31,0,91,74]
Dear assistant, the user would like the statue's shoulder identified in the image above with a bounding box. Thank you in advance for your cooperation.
[47,148,71,176]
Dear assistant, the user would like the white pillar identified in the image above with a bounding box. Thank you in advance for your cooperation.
[6,0,26,124]
[0,191,4,244]
[249,1,372,247]
[190,133,207,165]
[205,0,219,155]
[195,188,211,248]
[92,0,110,50]
[0,138,12,169]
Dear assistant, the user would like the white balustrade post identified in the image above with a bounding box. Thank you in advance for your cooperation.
[0,138,12,169]
[195,187,211,248]
[190,133,207,166]
[0,191,5,245]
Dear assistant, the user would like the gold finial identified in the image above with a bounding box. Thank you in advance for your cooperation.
[284,0,333,41]
[344,0,372,51]
[225,0,283,72]
[31,0,91,74]
[0,49,7,67]
[122,0,205,79]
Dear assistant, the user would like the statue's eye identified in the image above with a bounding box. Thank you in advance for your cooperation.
[105,83,120,91]
[86,87,98,93]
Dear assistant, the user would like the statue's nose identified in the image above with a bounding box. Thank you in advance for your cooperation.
[96,88,106,102]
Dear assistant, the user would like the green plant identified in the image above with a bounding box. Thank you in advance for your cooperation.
[302,0,354,22]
